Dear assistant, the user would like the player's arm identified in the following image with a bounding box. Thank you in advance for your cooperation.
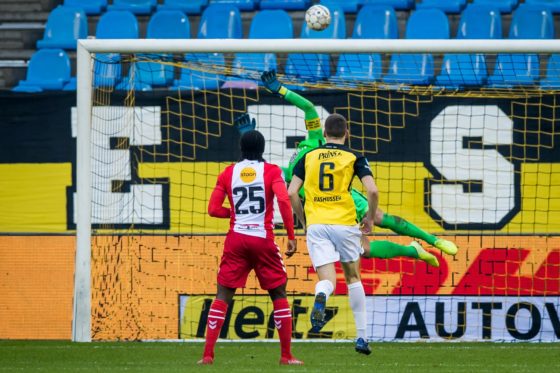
[355,156,378,234]
[261,70,324,141]
[271,167,298,257]
[207,173,230,218]
[287,155,307,227]
[287,175,305,228]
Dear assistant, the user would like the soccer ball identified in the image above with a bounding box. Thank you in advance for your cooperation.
[305,5,331,31]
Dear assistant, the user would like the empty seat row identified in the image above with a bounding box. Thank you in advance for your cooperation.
[15,4,560,91]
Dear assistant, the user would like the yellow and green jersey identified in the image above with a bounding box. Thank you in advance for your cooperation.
[281,88,370,222]
[292,143,373,226]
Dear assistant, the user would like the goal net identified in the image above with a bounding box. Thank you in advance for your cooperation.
[74,39,560,342]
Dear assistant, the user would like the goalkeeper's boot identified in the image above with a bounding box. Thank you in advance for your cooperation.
[310,292,327,333]
[411,241,439,268]
[279,356,304,365]
[355,338,372,355]
[197,356,214,365]
[434,238,458,256]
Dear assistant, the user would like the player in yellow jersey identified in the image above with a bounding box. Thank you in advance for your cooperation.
[288,113,375,355]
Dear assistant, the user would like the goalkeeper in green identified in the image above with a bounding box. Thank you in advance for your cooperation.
[238,70,458,266]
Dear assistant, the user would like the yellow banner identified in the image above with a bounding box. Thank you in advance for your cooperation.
[179,295,355,340]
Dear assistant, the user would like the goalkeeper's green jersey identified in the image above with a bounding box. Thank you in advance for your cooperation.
[281,87,369,222]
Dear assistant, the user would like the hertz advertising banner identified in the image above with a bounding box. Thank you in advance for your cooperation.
[0,90,558,340]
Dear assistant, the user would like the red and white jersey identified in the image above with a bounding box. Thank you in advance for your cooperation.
[214,159,284,239]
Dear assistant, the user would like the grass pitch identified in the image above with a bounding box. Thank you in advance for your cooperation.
[1,341,559,373]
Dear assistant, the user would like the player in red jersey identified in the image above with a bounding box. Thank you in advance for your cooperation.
[198,129,303,366]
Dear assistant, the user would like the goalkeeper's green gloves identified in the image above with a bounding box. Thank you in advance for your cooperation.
[261,69,287,96]
[234,113,256,134]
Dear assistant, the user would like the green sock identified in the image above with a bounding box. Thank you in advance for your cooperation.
[379,213,437,245]
[369,240,418,259]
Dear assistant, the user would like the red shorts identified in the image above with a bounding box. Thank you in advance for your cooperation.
[217,231,287,290]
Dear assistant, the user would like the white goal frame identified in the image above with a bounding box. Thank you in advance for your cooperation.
[73,38,560,342]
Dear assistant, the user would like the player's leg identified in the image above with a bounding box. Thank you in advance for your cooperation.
[198,284,236,365]
[252,236,303,365]
[306,225,339,333]
[334,224,371,355]
[374,208,458,256]
[361,235,439,267]
[199,232,251,365]
[340,260,371,355]
[268,285,304,366]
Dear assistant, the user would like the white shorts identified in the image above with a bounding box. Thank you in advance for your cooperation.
[306,224,363,269]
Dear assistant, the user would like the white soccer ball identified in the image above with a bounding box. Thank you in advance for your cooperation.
[305,5,331,31]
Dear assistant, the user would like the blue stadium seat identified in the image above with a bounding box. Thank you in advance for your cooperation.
[63,0,107,15]
[147,10,190,38]
[320,0,359,13]
[229,10,293,84]
[541,54,560,88]
[13,49,71,92]
[525,0,560,13]
[383,8,449,85]
[285,6,345,82]
[416,0,467,13]
[108,0,156,15]
[353,5,398,39]
[473,0,518,13]
[173,4,241,90]
[332,6,397,85]
[259,0,310,10]
[117,11,190,90]
[436,4,501,88]
[37,6,87,50]
[96,11,139,39]
[157,0,207,14]
[359,0,415,11]
[209,0,256,11]
[488,5,554,87]
[94,53,122,88]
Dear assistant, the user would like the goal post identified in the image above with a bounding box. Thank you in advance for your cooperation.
[73,39,560,342]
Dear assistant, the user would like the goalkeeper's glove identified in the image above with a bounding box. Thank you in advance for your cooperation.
[234,113,256,134]
[261,69,285,95]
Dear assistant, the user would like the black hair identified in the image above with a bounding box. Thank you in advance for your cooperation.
[324,113,348,139]
[240,130,266,161]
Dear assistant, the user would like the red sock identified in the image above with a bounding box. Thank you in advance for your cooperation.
[202,299,228,359]
[273,298,293,359]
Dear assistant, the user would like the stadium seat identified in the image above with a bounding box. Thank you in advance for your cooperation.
[158,0,207,14]
[416,0,467,13]
[525,0,560,13]
[541,54,560,88]
[173,4,241,90]
[436,4,501,88]
[488,5,554,87]
[259,0,310,11]
[209,0,256,11]
[147,10,190,38]
[332,5,397,85]
[94,53,122,88]
[108,0,156,15]
[473,0,518,13]
[383,8,449,85]
[227,10,293,87]
[37,6,87,50]
[359,0,415,11]
[13,49,71,92]
[118,11,190,90]
[285,5,345,81]
[320,0,359,13]
[96,11,139,39]
[63,0,107,15]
